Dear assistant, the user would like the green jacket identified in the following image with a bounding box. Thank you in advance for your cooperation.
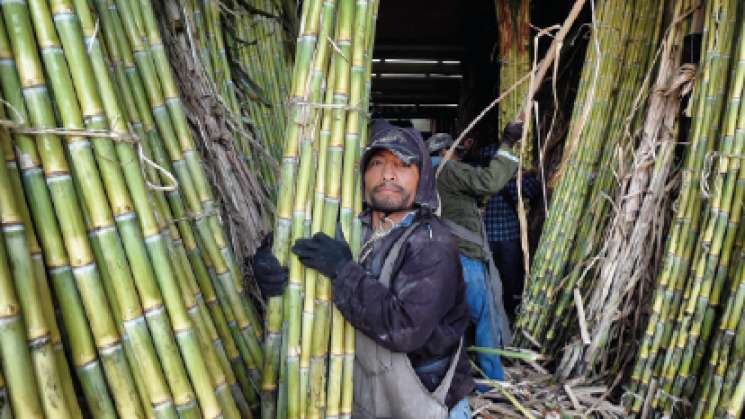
[436,146,519,261]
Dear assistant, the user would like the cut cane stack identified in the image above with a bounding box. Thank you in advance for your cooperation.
[515,0,745,417]
[0,0,266,417]
[268,0,379,418]
[626,1,744,416]
[179,0,293,191]
[518,0,666,353]
[230,0,293,164]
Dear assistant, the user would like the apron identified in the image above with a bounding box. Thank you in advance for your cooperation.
[353,221,463,419]
[442,219,513,346]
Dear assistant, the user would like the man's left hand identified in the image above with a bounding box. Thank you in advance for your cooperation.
[291,232,353,279]
[253,233,289,298]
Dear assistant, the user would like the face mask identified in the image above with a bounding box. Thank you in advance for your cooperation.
[430,156,442,167]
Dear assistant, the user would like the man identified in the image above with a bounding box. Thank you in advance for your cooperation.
[428,122,522,382]
[476,141,542,321]
[254,120,474,419]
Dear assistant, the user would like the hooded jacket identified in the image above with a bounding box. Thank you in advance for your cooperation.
[332,120,474,408]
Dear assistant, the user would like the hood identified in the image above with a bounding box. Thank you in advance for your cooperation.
[360,119,439,212]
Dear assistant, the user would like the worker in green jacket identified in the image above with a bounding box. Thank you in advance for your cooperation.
[428,121,522,381]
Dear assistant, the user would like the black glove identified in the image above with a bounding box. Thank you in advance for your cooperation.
[252,233,288,298]
[291,232,353,279]
[501,122,524,147]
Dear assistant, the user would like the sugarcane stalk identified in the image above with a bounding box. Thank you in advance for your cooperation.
[305,60,338,419]
[334,1,376,417]
[726,366,745,419]
[0,229,44,418]
[322,3,356,417]
[338,2,375,415]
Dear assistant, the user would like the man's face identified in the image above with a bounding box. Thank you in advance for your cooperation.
[364,149,420,213]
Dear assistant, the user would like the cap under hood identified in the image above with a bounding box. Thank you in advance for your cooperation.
[427,133,459,155]
[360,119,438,212]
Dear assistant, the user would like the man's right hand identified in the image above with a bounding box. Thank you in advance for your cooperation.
[501,121,524,148]
[252,233,288,298]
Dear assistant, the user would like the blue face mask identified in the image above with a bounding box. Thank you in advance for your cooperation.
[430,156,442,167]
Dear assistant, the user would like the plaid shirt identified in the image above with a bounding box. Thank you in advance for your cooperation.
[478,145,541,242]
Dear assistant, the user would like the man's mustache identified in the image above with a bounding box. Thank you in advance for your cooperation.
[372,181,404,194]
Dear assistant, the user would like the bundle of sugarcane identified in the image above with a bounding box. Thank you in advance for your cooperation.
[516,0,665,352]
[495,0,533,167]
[624,0,744,415]
[693,221,744,418]
[153,0,275,283]
[177,0,289,192]
[265,0,379,418]
[229,0,293,163]
[0,0,266,416]
[554,0,703,380]
[178,0,244,158]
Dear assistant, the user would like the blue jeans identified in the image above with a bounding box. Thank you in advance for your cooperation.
[460,255,505,381]
[448,397,472,419]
